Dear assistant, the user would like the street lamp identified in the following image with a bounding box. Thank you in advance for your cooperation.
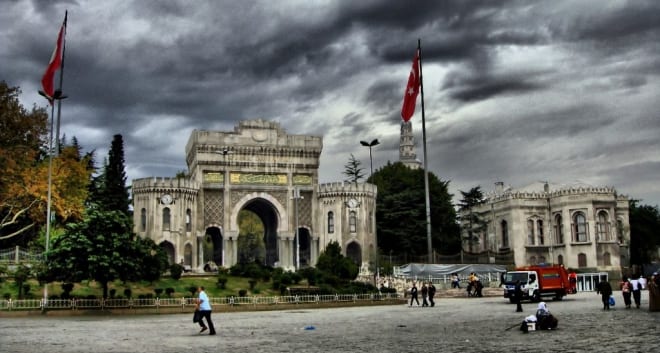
[359,139,380,176]
[292,187,304,271]
[359,138,380,285]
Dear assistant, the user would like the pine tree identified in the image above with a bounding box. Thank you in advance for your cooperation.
[100,134,130,215]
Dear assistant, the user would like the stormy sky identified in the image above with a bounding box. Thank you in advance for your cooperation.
[2,0,659,206]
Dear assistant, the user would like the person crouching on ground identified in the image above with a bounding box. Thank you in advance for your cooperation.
[535,302,558,330]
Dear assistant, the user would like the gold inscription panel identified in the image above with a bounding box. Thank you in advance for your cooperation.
[230,173,288,185]
[203,172,224,183]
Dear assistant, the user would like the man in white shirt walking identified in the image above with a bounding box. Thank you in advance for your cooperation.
[196,286,216,335]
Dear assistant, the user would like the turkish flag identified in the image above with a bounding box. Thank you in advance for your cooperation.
[41,17,66,104]
[400,49,420,122]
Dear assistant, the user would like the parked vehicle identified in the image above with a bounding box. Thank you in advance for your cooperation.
[503,265,570,303]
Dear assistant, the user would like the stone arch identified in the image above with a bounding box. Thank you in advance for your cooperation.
[183,243,193,267]
[294,226,312,268]
[159,241,175,265]
[346,241,362,266]
[203,226,223,269]
[231,194,284,267]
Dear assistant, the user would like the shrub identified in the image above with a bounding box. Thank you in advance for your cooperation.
[109,289,116,298]
[217,276,228,289]
[3,293,11,300]
[188,286,197,297]
[252,288,261,295]
[154,288,164,297]
[22,284,30,297]
[271,280,280,291]
[123,288,132,298]
[248,279,257,290]
[169,263,183,280]
[238,289,247,297]
[165,288,175,297]
[291,272,302,284]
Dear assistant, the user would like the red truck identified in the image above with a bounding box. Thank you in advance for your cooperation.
[503,265,570,302]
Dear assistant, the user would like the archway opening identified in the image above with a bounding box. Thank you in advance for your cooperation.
[294,228,311,268]
[346,241,362,266]
[241,198,279,267]
[204,226,223,269]
[159,241,175,265]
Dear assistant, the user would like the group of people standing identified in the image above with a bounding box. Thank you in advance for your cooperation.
[597,272,660,311]
[409,282,437,307]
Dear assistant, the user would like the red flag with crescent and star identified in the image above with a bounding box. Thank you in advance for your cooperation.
[400,49,420,122]
[41,15,67,104]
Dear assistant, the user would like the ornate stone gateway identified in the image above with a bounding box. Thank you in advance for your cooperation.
[132,120,377,273]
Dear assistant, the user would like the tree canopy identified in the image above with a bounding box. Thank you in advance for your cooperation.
[370,162,460,258]
[0,81,90,245]
[629,200,660,265]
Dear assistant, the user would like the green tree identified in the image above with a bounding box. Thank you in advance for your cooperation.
[343,154,365,185]
[99,134,130,215]
[45,208,141,299]
[458,186,487,252]
[629,200,660,265]
[237,210,265,264]
[371,162,460,258]
[315,241,358,280]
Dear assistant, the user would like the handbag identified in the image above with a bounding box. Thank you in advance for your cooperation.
[608,295,615,306]
[193,310,202,323]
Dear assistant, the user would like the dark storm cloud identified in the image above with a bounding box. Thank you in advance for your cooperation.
[2,0,660,206]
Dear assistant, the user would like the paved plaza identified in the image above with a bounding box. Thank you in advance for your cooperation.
[0,291,658,352]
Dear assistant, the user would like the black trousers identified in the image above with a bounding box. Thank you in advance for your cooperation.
[632,290,641,307]
[429,295,435,307]
[198,310,216,334]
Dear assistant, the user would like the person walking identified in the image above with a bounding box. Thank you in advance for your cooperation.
[596,276,613,310]
[409,283,420,306]
[649,272,660,312]
[196,286,216,335]
[514,280,524,312]
[630,276,642,309]
[620,276,632,309]
[421,283,429,307]
[428,282,436,307]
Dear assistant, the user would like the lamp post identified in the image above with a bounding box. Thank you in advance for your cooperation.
[359,139,380,176]
[360,138,380,284]
[292,187,303,270]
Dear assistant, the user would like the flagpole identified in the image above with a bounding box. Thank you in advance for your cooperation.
[417,39,433,263]
[54,11,68,154]
[40,10,68,312]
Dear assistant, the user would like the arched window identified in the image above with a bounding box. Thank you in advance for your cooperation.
[140,208,146,232]
[527,219,535,245]
[186,209,192,232]
[349,211,357,233]
[578,253,587,267]
[573,212,588,242]
[617,219,624,243]
[603,252,611,266]
[537,220,544,245]
[501,220,509,248]
[554,214,564,244]
[596,211,610,241]
[530,256,537,265]
[163,207,171,231]
[327,212,334,233]
[557,254,564,265]
[538,256,546,264]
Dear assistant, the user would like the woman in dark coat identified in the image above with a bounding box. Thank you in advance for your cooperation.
[596,277,613,310]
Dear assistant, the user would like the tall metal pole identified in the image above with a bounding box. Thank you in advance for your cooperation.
[418,38,433,263]
[360,139,380,281]
[293,187,302,271]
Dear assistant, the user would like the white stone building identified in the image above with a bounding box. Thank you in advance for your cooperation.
[459,181,630,277]
[131,120,377,273]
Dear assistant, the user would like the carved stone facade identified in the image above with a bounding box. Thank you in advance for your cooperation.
[132,120,377,273]
[459,181,630,278]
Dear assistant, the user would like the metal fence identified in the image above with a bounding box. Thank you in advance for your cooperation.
[0,293,402,311]
[0,247,43,264]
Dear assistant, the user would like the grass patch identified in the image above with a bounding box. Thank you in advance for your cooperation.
[0,275,281,299]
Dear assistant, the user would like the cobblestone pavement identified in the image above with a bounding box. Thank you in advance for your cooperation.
[0,291,658,353]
